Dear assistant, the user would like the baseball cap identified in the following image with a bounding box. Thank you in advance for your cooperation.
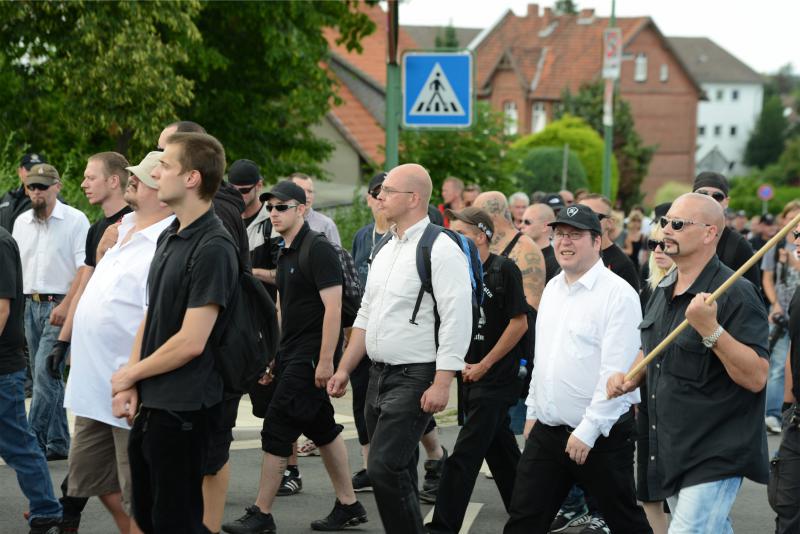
[20,153,47,171]
[444,207,494,241]
[228,159,262,186]
[125,151,162,189]
[653,202,672,220]
[260,180,306,204]
[760,213,776,225]
[368,172,387,197]
[25,163,60,186]
[541,193,565,211]
[548,204,602,234]
[693,171,729,196]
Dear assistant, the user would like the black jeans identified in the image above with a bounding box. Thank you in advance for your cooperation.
[428,386,520,533]
[351,357,371,446]
[769,404,800,534]
[504,416,651,534]
[128,407,212,534]
[365,362,435,534]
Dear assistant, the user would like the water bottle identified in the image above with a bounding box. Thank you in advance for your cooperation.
[518,358,528,380]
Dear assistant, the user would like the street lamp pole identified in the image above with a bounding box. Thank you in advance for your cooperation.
[385,0,400,170]
[602,0,616,199]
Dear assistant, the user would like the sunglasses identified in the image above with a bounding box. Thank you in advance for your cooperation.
[234,184,256,195]
[793,231,800,240]
[646,239,666,251]
[266,203,299,213]
[26,183,51,191]
[369,188,381,200]
[695,189,726,202]
[521,219,533,226]
[659,216,712,232]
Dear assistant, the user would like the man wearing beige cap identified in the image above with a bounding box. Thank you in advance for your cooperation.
[12,163,90,462]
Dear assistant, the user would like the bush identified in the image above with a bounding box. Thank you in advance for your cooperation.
[513,146,588,194]
[327,193,373,253]
[653,180,692,206]
[729,174,799,216]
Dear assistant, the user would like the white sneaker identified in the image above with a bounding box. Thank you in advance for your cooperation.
[765,416,782,434]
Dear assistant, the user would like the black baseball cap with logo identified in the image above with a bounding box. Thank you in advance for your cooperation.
[259,180,306,204]
[548,204,602,234]
[21,153,47,170]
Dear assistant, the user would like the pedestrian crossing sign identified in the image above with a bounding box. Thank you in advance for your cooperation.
[403,51,473,129]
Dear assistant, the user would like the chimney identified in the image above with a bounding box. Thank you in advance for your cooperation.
[527,3,540,19]
[543,7,552,26]
[576,8,596,25]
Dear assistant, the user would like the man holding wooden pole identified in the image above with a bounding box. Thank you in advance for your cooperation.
[608,193,769,533]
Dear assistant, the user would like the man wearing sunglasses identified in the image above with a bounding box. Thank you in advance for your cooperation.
[11,163,90,465]
[1,153,47,233]
[609,192,769,533]
[520,203,559,284]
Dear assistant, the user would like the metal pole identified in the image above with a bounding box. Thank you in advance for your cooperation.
[385,0,400,170]
[561,143,570,191]
[601,0,616,199]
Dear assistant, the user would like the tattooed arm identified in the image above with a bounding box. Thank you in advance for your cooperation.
[510,236,546,311]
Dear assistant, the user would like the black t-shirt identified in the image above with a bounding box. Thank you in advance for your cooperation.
[139,209,237,411]
[0,228,25,374]
[719,226,761,289]
[602,243,639,290]
[84,205,132,267]
[788,286,800,402]
[276,222,343,360]
[466,254,528,392]
[248,214,281,303]
[541,244,560,284]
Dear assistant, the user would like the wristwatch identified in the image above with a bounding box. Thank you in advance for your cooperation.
[702,325,724,349]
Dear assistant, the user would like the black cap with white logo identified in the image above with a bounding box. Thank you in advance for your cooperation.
[547,204,602,234]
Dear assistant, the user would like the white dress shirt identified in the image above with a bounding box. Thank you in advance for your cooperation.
[526,258,642,447]
[12,201,90,294]
[353,216,472,371]
[64,213,175,428]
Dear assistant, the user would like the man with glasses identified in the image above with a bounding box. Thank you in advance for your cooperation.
[608,192,769,533]
[224,180,366,533]
[505,204,649,534]
[521,203,559,284]
[12,164,90,463]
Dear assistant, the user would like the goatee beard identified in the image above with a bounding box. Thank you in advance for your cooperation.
[32,201,48,222]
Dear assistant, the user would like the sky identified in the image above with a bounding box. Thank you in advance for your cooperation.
[394,0,798,75]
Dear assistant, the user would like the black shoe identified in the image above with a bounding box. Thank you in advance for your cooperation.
[59,516,80,534]
[578,515,611,534]
[310,500,368,531]
[29,516,61,534]
[421,446,448,497]
[221,505,276,534]
[419,487,437,504]
[45,451,68,462]
[549,506,590,532]
[351,469,372,492]
[276,469,302,496]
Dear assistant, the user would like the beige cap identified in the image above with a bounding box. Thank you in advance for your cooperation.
[25,163,60,186]
[125,151,162,189]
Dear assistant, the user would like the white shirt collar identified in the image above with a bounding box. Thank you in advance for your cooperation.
[557,257,605,291]
[390,216,431,242]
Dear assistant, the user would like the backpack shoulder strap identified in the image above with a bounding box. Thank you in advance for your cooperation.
[410,224,443,325]
[297,229,324,283]
[501,232,523,258]
[368,231,394,267]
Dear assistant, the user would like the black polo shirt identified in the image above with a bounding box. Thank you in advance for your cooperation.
[541,244,560,284]
[602,243,639,290]
[788,286,800,402]
[276,222,342,361]
[641,255,769,500]
[84,205,132,267]
[138,208,237,411]
[718,226,760,289]
[0,227,25,375]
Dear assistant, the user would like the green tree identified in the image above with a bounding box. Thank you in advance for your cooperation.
[399,102,514,199]
[778,136,800,185]
[554,0,579,15]
[513,146,588,194]
[745,95,789,168]
[435,24,459,49]
[557,81,655,210]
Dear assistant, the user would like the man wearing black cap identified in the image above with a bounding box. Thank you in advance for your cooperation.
[224,180,366,533]
[0,153,47,232]
[427,207,528,533]
[505,204,650,534]
[541,193,566,214]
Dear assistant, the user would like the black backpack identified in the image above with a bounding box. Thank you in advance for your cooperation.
[187,230,280,394]
[297,230,363,328]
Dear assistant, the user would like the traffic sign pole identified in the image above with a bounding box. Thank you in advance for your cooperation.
[602,0,617,200]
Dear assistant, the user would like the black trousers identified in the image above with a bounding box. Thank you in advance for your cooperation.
[504,416,651,534]
[769,405,800,534]
[365,362,435,534]
[128,407,212,534]
[427,386,520,533]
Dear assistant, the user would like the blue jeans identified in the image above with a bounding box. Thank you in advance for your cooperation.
[766,328,790,419]
[507,398,526,435]
[24,299,70,456]
[666,477,742,534]
[0,369,62,521]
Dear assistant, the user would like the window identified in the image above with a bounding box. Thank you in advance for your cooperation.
[698,125,706,136]
[714,125,722,136]
[503,101,518,135]
[634,53,648,82]
[732,89,739,101]
[531,102,547,134]
[730,126,737,137]
[716,89,724,101]
[660,64,669,82]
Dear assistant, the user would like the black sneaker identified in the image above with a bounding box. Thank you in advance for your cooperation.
[29,516,61,534]
[421,446,448,499]
[276,469,302,496]
[351,469,372,492]
[578,515,611,534]
[221,505,276,534]
[58,516,80,534]
[549,506,590,532]
[310,500,368,531]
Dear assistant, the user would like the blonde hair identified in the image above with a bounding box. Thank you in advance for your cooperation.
[647,224,675,290]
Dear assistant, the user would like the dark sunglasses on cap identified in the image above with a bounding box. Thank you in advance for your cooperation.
[26,183,52,191]
[646,239,665,251]
[265,203,299,213]
[695,189,726,202]
[659,216,711,232]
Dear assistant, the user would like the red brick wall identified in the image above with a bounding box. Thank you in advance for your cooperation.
[486,69,528,133]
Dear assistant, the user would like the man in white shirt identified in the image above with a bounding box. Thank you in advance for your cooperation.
[63,151,172,534]
[328,163,472,534]
[12,163,90,461]
[290,173,341,246]
[504,204,651,534]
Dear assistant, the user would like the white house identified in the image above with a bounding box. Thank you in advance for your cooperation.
[669,37,763,177]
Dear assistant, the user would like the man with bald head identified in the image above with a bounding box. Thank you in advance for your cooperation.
[329,164,472,533]
[608,193,770,533]
[521,203,559,284]
[580,194,639,290]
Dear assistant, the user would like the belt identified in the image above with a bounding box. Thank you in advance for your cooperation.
[371,361,435,370]
[26,293,64,303]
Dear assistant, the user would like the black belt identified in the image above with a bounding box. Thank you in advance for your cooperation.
[371,361,435,370]
[26,293,65,303]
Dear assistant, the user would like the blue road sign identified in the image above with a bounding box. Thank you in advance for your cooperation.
[402,51,473,129]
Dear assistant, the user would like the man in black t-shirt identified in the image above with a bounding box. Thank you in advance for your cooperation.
[580,194,639,290]
[521,202,559,284]
[223,181,366,534]
[0,227,63,533]
[110,132,238,533]
[426,207,528,533]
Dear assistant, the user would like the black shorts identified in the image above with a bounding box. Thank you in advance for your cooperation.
[203,396,240,476]
[261,359,343,457]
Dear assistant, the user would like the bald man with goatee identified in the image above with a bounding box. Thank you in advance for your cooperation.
[608,193,769,532]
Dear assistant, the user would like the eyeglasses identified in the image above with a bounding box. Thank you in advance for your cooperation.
[379,185,415,196]
[553,230,587,241]
[659,216,712,232]
[234,184,256,195]
[646,239,666,251]
[695,189,726,202]
[26,183,51,191]
[266,203,299,213]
